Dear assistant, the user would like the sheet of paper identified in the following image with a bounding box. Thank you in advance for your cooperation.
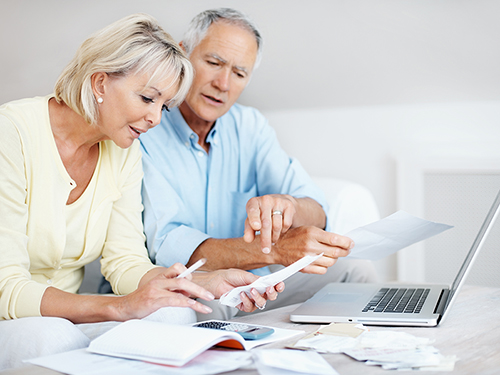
[220,253,323,307]
[253,349,339,375]
[28,348,253,375]
[346,211,453,260]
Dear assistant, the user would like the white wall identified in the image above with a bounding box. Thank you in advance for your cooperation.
[263,101,500,280]
[2,0,500,281]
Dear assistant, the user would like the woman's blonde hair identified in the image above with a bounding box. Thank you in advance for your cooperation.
[54,13,193,125]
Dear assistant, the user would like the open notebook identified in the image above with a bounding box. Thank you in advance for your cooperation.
[87,319,304,367]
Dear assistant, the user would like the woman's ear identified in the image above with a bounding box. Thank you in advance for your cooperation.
[91,72,107,100]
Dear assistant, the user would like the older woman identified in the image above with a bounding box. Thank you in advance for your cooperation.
[0,13,282,369]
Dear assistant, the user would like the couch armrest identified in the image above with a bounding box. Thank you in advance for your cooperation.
[312,176,380,235]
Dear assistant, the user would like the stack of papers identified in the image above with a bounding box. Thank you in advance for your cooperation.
[291,323,457,371]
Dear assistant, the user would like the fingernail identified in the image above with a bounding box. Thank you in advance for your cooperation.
[349,241,355,249]
[203,305,213,313]
[262,247,270,254]
[188,299,196,305]
[251,289,259,296]
[206,292,215,300]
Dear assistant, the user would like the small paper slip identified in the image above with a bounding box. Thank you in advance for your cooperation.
[291,323,367,353]
[346,210,453,260]
[220,253,323,307]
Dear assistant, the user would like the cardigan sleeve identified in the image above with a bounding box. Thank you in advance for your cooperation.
[0,114,50,320]
[99,141,157,295]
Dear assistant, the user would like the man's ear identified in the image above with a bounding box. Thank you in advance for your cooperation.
[179,41,187,53]
[91,72,107,99]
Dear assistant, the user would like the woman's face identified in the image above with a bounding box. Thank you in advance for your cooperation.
[96,70,178,148]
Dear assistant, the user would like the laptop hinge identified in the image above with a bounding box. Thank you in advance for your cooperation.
[434,288,450,314]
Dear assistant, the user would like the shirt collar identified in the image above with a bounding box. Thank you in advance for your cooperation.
[167,107,219,147]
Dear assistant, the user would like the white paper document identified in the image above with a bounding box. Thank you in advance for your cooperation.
[220,253,323,307]
[253,349,339,375]
[28,348,252,375]
[346,211,453,260]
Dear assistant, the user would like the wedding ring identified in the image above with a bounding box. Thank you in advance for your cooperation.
[255,301,267,310]
[272,210,283,216]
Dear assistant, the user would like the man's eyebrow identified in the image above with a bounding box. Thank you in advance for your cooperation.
[207,53,227,65]
[207,53,249,75]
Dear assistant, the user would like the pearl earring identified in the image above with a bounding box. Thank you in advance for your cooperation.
[97,97,103,104]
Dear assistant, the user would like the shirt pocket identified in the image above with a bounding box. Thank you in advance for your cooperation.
[230,184,258,236]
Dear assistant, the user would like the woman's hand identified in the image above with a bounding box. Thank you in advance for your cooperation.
[115,263,216,320]
[192,269,285,313]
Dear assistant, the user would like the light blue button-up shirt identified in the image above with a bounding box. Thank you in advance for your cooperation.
[140,104,329,275]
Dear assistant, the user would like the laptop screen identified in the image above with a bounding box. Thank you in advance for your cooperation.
[445,190,500,311]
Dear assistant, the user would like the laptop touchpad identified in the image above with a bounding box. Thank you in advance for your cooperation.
[320,293,362,303]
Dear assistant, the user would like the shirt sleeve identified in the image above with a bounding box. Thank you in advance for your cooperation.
[141,149,210,267]
[98,141,157,295]
[0,115,49,320]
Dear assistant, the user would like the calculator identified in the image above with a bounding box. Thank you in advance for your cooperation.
[193,320,275,340]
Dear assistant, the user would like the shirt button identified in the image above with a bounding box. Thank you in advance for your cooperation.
[185,142,189,147]
[213,139,218,145]
[210,223,214,228]
[47,279,52,284]
[197,151,204,157]
[190,134,195,139]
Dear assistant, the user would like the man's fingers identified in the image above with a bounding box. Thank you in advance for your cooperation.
[260,215,272,253]
[328,233,355,250]
[271,213,283,243]
[243,218,256,243]
[246,198,263,231]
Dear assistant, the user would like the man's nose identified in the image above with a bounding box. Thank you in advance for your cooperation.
[213,68,231,92]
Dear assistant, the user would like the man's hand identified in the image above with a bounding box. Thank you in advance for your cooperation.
[243,194,297,254]
[271,226,354,274]
[193,269,285,313]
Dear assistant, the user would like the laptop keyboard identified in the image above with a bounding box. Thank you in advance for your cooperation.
[362,288,430,314]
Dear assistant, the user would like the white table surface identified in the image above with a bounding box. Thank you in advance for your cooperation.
[3,285,500,375]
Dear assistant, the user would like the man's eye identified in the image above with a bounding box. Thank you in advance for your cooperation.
[207,60,219,66]
[162,104,170,112]
[141,95,154,103]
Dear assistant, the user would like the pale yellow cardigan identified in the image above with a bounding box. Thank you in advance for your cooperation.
[0,96,156,320]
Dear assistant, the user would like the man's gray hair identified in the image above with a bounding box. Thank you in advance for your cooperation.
[182,8,263,69]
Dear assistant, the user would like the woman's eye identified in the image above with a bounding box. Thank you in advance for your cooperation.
[141,95,154,103]
[162,104,170,112]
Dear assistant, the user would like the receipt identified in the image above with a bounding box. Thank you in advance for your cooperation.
[219,253,323,307]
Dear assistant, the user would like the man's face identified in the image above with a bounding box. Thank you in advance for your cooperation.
[181,21,258,125]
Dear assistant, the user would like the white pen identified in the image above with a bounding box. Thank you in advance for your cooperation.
[176,258,207,278]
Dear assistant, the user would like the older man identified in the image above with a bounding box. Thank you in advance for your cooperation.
[140,8,377,319]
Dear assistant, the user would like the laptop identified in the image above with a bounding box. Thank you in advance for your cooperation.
[290,189,500,327]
